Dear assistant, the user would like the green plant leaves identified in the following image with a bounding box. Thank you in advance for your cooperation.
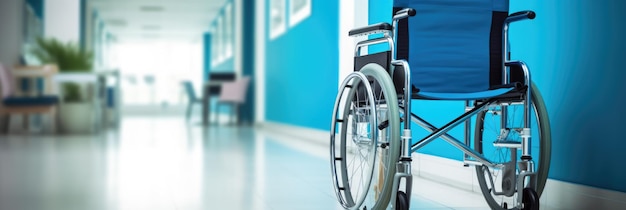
[32,37,94,102]
[32,37,94,72]
[62,83,82,102]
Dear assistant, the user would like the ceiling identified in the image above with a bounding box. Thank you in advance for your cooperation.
[89,0,228,43]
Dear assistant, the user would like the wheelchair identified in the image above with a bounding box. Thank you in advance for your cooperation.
[330,1,551,210]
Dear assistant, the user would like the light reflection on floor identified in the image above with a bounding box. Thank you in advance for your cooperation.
[0,116,492,210]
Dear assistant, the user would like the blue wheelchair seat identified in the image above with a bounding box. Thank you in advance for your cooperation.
[394,0,517,100]
[415,87,514,100]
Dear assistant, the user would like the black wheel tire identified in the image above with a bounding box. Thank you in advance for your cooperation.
[395,191,409,210]
[522,188,540,210]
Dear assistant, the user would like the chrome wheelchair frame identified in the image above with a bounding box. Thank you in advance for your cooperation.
[330,7,550,210]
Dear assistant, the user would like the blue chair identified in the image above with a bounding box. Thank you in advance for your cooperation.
[0,63,59,133]
[329,1,550,209]
[182,81,202,121]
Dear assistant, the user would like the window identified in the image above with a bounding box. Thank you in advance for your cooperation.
[224,3,233,58]
[211,1,235,67]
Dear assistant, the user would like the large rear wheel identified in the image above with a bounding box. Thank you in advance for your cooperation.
[330,64,400,210]
[474,83,551,209]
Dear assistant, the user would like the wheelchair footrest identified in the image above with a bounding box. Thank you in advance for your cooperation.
[492,140,522,148]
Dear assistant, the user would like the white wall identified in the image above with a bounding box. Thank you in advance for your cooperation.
[255,0,266,123]
[234,0,242,77]
[338,0,368,87]
[0,0,25,67]
[83,0,95,51]
[44,0,81,43]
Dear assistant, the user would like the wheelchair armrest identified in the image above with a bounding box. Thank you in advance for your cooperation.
[505,61,530,86]
[349,23,392,37]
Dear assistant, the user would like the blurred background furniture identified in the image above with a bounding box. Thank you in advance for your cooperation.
[54,72,99,133]
[0,63,59,133]
[216,76,250,125]
[97,69,121,127]
[182,80,202,121]
[202,72,235,125]
[51,69,120,133]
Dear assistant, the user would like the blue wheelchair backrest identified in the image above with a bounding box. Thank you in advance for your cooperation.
[394,0,509,93]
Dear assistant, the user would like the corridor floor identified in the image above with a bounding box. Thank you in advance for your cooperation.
[0,117,492,210]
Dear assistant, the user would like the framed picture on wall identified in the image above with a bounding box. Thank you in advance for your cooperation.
[269,0,286,40]
[289,0,311,27]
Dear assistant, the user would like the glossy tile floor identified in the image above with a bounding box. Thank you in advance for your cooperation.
[0,116,491,210]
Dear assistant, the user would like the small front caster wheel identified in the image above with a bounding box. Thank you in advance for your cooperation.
[395,191,409,210]
[522,188,540,210]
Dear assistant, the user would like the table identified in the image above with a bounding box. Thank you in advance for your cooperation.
[201,72,236,125]
[202,82,223,125]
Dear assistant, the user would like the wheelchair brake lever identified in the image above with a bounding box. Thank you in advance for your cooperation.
[378,118,404,130]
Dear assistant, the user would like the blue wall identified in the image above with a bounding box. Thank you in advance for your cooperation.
[508,0,626,193]
[203,33,212,81]
[369,0,626,193]
[368,1,391,24]
[265,1,339,130]
[240,0,255,123]
[26,0,44,19]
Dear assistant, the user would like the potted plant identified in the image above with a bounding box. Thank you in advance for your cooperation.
[32,37,95,133]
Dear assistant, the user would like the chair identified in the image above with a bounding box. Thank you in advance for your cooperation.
[216,76,250,124]
[0,63,59,133]
[182,81,202,121]
[329,1,550,210]
[202,72,237,124]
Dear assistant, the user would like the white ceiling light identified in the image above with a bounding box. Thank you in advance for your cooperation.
[142,25,161,30]
[106,19,127,27]
[139,5,164,12]
[90,0,229,42]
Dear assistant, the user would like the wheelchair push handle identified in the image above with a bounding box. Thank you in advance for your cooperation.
[506,10,536,23]
[393,8,416,20]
